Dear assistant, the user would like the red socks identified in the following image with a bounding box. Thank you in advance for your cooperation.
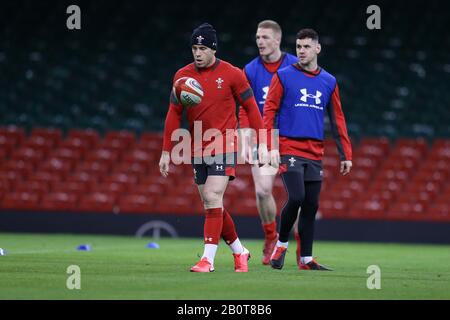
[204,208,223,245]
[221,208,238,244]
[262,221,277,240]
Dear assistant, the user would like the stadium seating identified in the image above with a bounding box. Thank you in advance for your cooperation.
[0,2,448,140]
[0,126,448,222]
[0,2,448,222]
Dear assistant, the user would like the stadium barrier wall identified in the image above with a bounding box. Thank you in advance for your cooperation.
[0,211,450,244]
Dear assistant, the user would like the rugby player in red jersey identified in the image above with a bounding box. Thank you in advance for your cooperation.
[159,23,267,272]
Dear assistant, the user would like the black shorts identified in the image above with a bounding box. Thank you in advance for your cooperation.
[192,153,237,185]
[279,155,323,181]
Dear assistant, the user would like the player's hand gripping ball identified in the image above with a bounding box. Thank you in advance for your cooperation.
[173,77,204,108]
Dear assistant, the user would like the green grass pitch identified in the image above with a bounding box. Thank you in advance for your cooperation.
[0,232,449,300]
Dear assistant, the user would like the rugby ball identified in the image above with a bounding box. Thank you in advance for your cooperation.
[173,77,204,107]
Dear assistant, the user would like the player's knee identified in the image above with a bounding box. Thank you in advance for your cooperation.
[287,193,304,208]
[255,186,272,201]
[303,200,319,214]
[202,190,223,207]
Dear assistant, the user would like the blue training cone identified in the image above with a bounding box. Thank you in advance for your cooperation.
[77,244,91,251]
[146,242,160,249]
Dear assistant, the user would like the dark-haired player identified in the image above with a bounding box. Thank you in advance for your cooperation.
[159,23,267,272]
[265,28,352,270]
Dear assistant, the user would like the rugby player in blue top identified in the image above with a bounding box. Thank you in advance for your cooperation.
[238,20,300,266]
[264,28,352,270]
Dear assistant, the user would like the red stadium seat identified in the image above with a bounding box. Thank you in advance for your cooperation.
[411,168,447,185]
[112,162,149,175]
[352,155,379,170]
[371,179,404,193]
[28,171,64,184]
[122,149,156,165]
[396,192,431,208]
[378,168,410,182]
[40,192,78,211]
[347,168,374,182]
[348,199,388,219]
[320,188,356,202]
[381,156,417,173]
[39,157,73,176]
[329,179,367,194]
[59,137,90,157]
[30,127,63,146]
[11,147,45,167]
[428,201,450,222]
[151,195,194,214]
[76,160,111,175]
[386,201,428,221]
[0,180,10,198]
[228,198,257,216]
[67,129,100,148]
[1,160,35,179]
[392,140,429,159]
[97,139,129,153]
[0,126,26,146]
[51,147,84,162]
[319,199,349,219]
[78,192,116,213]
[50,180,88,196]
[358,189,396,202]
[67,171,101,185]
[406,181,441,195]
[0,170,24,188]
[23,135,55,156]
[101,172,139,188]
[128,182,166,197]
[135,132,162,151]
[104,130,136,146]
[139,132,163,142]
[92,182,126,199]
[0,191,40,211]
[432,139,450,149]
[428,145,450,162]
[84,148,120,166]
[357,137,391,157]
[15,180,49,197]
[0,136,18,159]
[118,194,155,214]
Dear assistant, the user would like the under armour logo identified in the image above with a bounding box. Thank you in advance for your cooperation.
[289,157,296,167]
[205,237,213,242]
[262,86,269,100]
[196,35,204,44]
[216,78,223,89]
[216,165,223,171]
[300,89,322,104]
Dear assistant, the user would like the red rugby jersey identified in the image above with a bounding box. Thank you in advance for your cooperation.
[162,58,264,157]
